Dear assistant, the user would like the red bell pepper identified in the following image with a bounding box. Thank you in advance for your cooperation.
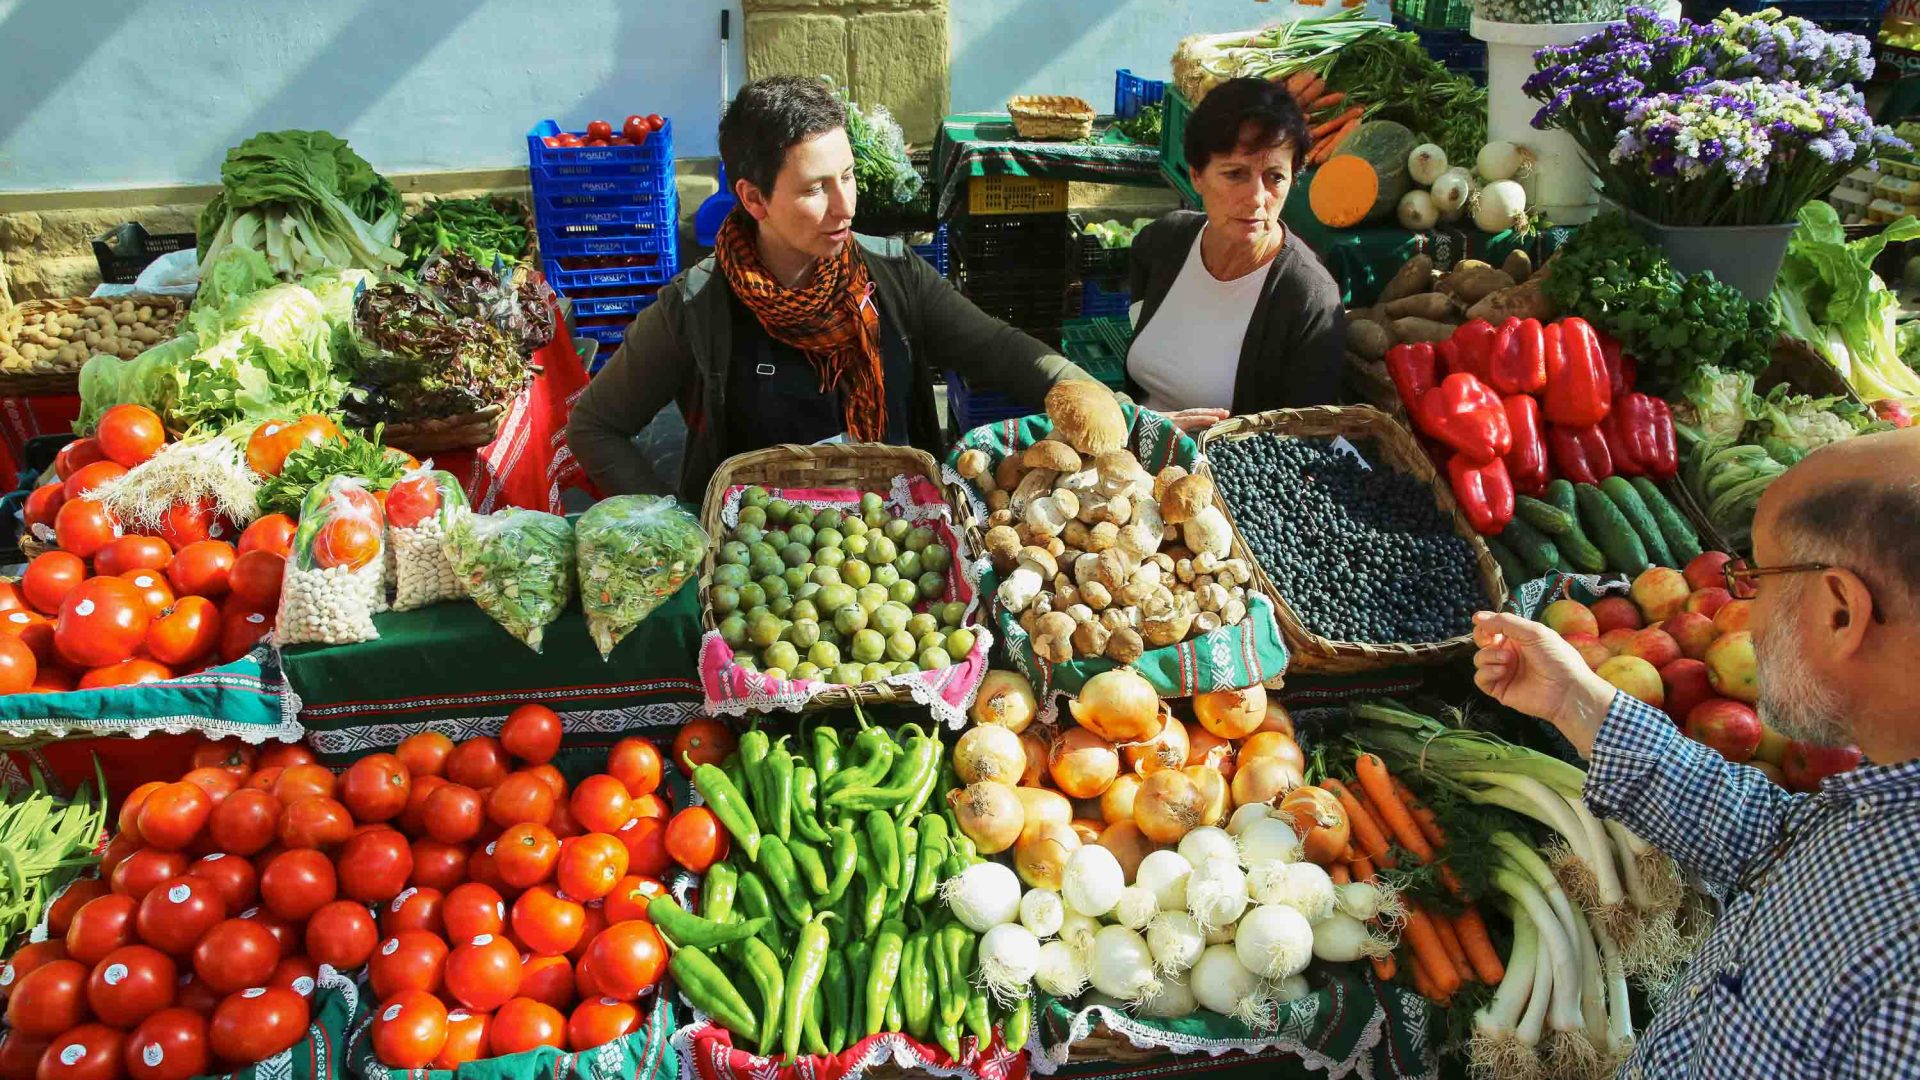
[1611,392,1679,480]
[1421,373,1512,465]
[1487,317,1547,396]
[1543,318,1612,428]
[1386,343,1440,435]
[1503,394,1549,496]
[1595,330,1638,396]
[1547,423,1613,485]
[1602,408,1644,477]
[1448,453,1515,535]
[1438,320,1498,382]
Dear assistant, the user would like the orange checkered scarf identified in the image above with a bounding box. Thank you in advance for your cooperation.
[716,212,887,442]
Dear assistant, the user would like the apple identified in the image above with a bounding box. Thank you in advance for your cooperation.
[1659,659,1715,723]
[1660,612,1719,660]
[1684,551,1733,594]
[1748,760,1787,786]
[1623,627,1683,670]
[1684,699,1763,762]
[1754,725,1791,766]
[1599,628,1639,656]
[1713,599,1752,635]
[1564,632,1612,670]
[1591,596,1644,634]
[1781,741,1863,792]
[1685,587,1732,620]
[1596,654,1664,707]
[1703,630,1758,703]
[1542,599,1600,639]
[1631,567,1692,622]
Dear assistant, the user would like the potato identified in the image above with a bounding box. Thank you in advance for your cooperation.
[1384,292,1456,320]
[137,305,153,322]
[1346,318,1394,360]
[1389,317,1458,344]
[1438,266,1516,306]
[1465,278,1556,323]
[1379,253,1436,305]
[1501,249,1533,283]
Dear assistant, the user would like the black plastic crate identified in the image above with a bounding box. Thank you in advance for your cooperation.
[1073,214,1133,287]
[954,212,1074,272]
[91,223,195,285]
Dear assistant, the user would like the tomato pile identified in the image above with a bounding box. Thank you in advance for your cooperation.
[539,114,665,150]
[0,707,742,1080]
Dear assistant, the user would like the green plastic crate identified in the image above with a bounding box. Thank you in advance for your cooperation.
[1393,0,1471,29]
[1159,90,1200,209]
[1061,315,1131,390]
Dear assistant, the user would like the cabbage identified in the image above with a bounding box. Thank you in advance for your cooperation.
[1670,365,1756,451]
[302,268,375,328]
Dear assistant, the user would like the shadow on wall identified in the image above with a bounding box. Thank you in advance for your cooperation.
[0,0,151,144]
[947,0,1120,111]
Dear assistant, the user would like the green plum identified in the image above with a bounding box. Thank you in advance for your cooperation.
[781,542,811,568]
[816,547,846,570]
[768,596,793,619]
[737,582,767,611]
[841,559,872,588]
[807,641,841,668]
[872,563,901,588]
[767,498,793,525]
[860,492,885,516]
[750,553,785,581]
[851,629,887,664]
[917,631,947,656]
[795,582,822,602]
[861,662,890,683]
[789,506,817,529]
[906,613,939,640]
[830,663,864,686]
[815,527,844,552]
[788,619,821,649]
[790,599,820,624]
[864,508,889,530]
[737,505,767,530]
[713,562,749,589]
[719,614,748,649]
[946,628,977,658]
[894,550,922,580]
[918,646,952,670]
[843,533,870,559]
[791,661,820,681]
[906,526,936,553]
[818,584,857,613]
[857,584,889,613]
[833,605,868,636]
[747,614,784,648]
[886,629,917,663]
[758,575,789,601]
[841,516,868,538]
[920,545,951,575]
[866,536,898,565]
[764,529,789,551]
[814,509,844,533]
[788,523,817,549]
[719,541,750,567]
[741,486,771,509]
[870,601,911,636]
[735,523,765,547]
[763,641,800,673]
[888,580,919,607]
[916,572,945,601]
[938,601,968,627]
[709,585,740,616]
[884,518,912,543]
[810,565,843,588]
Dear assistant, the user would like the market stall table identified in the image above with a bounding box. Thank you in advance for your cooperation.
[932,114,1163,219]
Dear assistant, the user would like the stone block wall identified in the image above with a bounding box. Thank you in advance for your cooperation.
[744,0,949,143]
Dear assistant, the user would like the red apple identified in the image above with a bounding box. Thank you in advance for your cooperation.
[1596,654,1664,707]
[1781,741,1863,792]
[1659,659,1714,723]
[1542,599,1601,639]
[1631,567,1692,622]
[1712,599,1752,635]
[1703,630,1758,703]
[1591,596,1644,634]
[1599,628,1639,656]
[1684,699,1763,762]
[1754,726,1791,766]
[1684,552,1733,594]
[1685,587,1732,620]
[1623,627,1682,669]
[1660,612,1719,660]
[1564,632,1612,670]
[1748,760,1787,786]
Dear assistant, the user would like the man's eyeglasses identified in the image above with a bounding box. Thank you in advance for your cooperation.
[1722,557,1887,623]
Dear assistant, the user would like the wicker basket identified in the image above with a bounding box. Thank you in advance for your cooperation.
[1761,332,1860,404]
[0,296,186,397]
[1344,351,1404,421]
[1662,475,1742,559]
[1199,405,1509,674]
[382,406,507,455]
[1007,96,1097,141]
[697,443,977,711]
[19,533,53,562]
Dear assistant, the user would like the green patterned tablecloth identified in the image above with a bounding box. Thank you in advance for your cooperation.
[933,114,1164,218]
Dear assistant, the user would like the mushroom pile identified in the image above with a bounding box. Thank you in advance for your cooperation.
[954,382,1255,665]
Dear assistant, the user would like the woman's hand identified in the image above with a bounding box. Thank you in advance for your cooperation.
[1471,612,1617,755]
[1161,408,1231,433]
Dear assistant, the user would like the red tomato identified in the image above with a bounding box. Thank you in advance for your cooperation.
[635,796,678,827]
[423,784,484,844]
[36,1023,123,1080]
[601,876,662,924]
[97,834,140,881]
[79,660,172,690]
[257,743,314,770]
[135,783,210,852]
[396,732,453,778]
[208,986,308,1066]
[0,941,67,1007]
[489,997,564,1056]
[54,499,119,560]
[621,115,650,142]
[615,816,671,879]
[277,797,352,850]
[166,542,234,599]
[397,774,443,833]
[0,636,35,696]
[190,919,279,996]
[55,439,107,481]
[433,1009,490,1070]
[235,908,301,958]
[0,611,56,666]
[154,500,218,552]
[185,853,256,913]
[258,849,336,921]
[135,877,226,957]
[340,754,410,824]
[555,834,628,902]
[62,461,127,504]
[123,1007,209,1080]
[510,886,585,957]
[119,571,175,620]
[207,789,280,856]
[55,577,150,669]
[443,883,506,943]
[85,944,176,1027]
[96,406,166,469]
[445,738,510,790]
[492,824,560,889]
[245,417,339,479]
[236,515,295,558]
[569,996,639,1051]
[23,484,66,535]
[189,738,255,773]
[585,119,613,140]
[216,605,273,664]
[446,934,522,1013]
[487,774,555,829]
[174,767,239,807]
[499,705,561,764]
[372,990,449,1069]
[568,776,632,835]
[582,921,665,1000]
[407,839,468,893]
[93,537,171,578]
[144,597,219,668]
[605,738,663,797]
[270,764,334,804]
[311,517,378,572]
[109,851,188,905]
[0,581,23,615]
[369,932,449,999]
[647,114,663,131]
[382,476,443,530]
[526,764,569,802]
[28,667,75,694]
[303,900,378,969]
[380,887,445,938]
[465,845,511,898]
[663,808,729,874]
[671,719,736,772]
[225,551,284,609]
[514,953,571,1011]
[22,552,86,616]
[3,959,88,1036]
[46,881,110,940]
[264,956,318,1000]
[337,828,413,903]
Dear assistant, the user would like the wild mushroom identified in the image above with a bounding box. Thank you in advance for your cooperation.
[984,525,1022,574]
[1025,495,1073,537]
[987,508,1015,528]
[1085,521,1119,553]
[996,546,1058,613]
[1104,626,1145,664]
[1192,612,1222,635]
[1152,465,1188,503]
[1072,618,1110,659]
[1141,607,1194,648]
[987,490,1011,514]
[1221,597,1248,626]
[1196,582,1230,613]
[1080,580,1112,611]
[1093,451,1153,500]
[956,449,992,486]
[1010,468,1059,517]
[1045,382,1128,456]
[1034,611,1076,664]
[1159,472,1215,526]
[1062,520,1092,552]
[1181,505,1234,560]
[1023,440,1083,473]
[994,454,1028,494]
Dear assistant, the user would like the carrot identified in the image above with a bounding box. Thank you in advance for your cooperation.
[1298,75,1327,105]
[1392,775,1448,849]
[1371,953,1398,983]
[1432,909,1476,985]
[1309,90,1347,112]
[1350,854,1376,882]
[1330,863,1352,885]
[1401,906,1461,997]
[1323,777,1395,869]
[1310,105,1364,140]
[1284,70,1316,97]
[1355,754,1435,864]
[1307,121,1360,165]
[1408,949,1451,1004]
[1454,906,1507,984]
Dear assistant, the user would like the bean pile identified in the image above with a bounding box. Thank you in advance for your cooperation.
[1209,433,1485,643]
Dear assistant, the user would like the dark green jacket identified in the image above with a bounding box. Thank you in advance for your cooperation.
[567,233,1100,504]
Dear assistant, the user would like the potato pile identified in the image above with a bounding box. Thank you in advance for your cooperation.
[0,297,182,374]
[1342,250,1556,362]
[956,382,1256,665]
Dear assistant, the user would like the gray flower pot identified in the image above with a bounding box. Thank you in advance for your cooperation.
[1620,209,1798,303]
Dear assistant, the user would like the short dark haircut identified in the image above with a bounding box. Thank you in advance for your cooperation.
[1781,476,1920,620]
[1183,77,1311,176]
[719,76,848,198]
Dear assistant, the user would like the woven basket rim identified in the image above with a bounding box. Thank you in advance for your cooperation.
[1,295,187,387]
[1007,94,1097,119]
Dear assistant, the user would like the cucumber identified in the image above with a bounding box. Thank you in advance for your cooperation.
[1484,536,1531,591]
[1542,479,1606,573]
[1631,477,1704,565]
[1601,475,1675,568]
[1544,479,1579,519]
[1575,483,1650,575]
[1500,518,1563,578]
[1514,495,1576,537]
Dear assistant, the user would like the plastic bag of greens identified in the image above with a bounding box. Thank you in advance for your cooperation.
[278,477,388,645]
[385,466,469,611]
[576,495,708,659]
[443,507,574,652]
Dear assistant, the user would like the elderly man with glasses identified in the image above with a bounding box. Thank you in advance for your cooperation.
[1469,426,1920,1080]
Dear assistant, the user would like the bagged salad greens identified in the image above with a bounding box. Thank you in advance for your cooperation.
[443,508,574,652]
[576,496,708,659]
[386,468,469,611]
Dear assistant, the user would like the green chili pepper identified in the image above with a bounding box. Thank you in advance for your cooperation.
[821,728,896,797]
[739,936,786,1054]
[893,824,918,914]
[754,836,813,925]
[781,912,834,1060]
[963,991,991,1046]
[865,919,906,1036]
[792,766,831,845]
[822,952,849,1054]
[864,809,902,889]
[886,983,904,1034]
[857,852,888,939]
[692,763,762,861]
[930,921,953,1029]
[940,925,970,1026]
[669,948,759,1038]
[812,725,841,782]
[845,940,871,1041]
[787,836,830,896]
[1004,996,1032,1053]
[934,1014,962,1060]
[804,990,828,1056]
[701,862,737,924]
[740,727,773,820]
[820,825,859,907]
[899,730,945,821]
[768,736,795,842]
[647,896,770,949]
[902,933,933,1040]
[734,870,785,957]
[915,816,948,905]
[827,736,938,813]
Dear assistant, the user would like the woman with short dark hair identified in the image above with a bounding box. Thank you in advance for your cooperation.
[568,75,1112,500]
[1125,77,1347,432]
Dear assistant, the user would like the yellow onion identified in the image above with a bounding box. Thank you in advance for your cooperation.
[1230,755,1304,808]
[1123,712,1190,777]
[1181,764,1230,826]
[1100,773,1143,824]
[955,724,1028,786]
[1258,698,1295,737]
[1185,727,1238,779]
[1014,821,1081,889]
[1068,669,1162,743]
[1133,769,1206,844]
[1097,820,1153,880]
[1016,785,1073,844]
[1193,685,1267,739]
[970,670,1038,733]
[1070,818,1105,845]
[1018,731,1050,787]
[1280,786,1352,866]
[1238,732,1305,776]
[950,781,1025,854]
[1050,727,1119,799]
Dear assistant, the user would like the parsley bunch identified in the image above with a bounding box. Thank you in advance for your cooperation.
[256,425,408,518]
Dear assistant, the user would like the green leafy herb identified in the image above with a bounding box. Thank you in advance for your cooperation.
[1320,30,1486,169]
[832,80,922,208]
[397,197,530,271]
[256,424,407,518]
[445,508,576,652]
[577,496,709,659]
[1112,102,1163,146]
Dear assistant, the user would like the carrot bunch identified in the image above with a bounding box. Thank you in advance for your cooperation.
[1281,70,1364,166]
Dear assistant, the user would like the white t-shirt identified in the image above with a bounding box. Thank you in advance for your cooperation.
[1125,226,1267,412]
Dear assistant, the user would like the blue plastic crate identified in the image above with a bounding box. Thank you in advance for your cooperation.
[910,224,950,276]
[565,289,662,318]
[577,316,643,356]
[537,230,672,261]
[530,165,671,201]
[545,258,675,291]
[527,119,674,171]
[946,372,1032,435]
[1077,277,1130,318]
[533,190,677,234]
[1114,69,1168,121]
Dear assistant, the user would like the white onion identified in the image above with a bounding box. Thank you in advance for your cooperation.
[1020,887,1065,939]
[1430,167,1473,213]
[1272,974,1312,1003]
[1239,817,1303,868]
[1137,970,1197,1019]
[1146,911,1205,975]
[1060,910,1100,953]
[1113,885,1159,930]
[942,861,1022,931]
[1311,912,1393,963]
[1248,861,1335,923]
[1226,803,1272,837]
[1177,826,1239,869]
[1408,143,1449,186]
[1397,190,1438,231]
[1088,925,1161,1004]
[1186,856,1249,932]
[978,923,1042,1003]
[1133,850,1192,912]
[1191,944,1271,1027]
[1476,141,1532,182]
[1234,904,1316,980]
[1035,939,1089,997]
[1473,179,1529,234]
[1204,920,1237,946]
[1063,844,1126,918]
